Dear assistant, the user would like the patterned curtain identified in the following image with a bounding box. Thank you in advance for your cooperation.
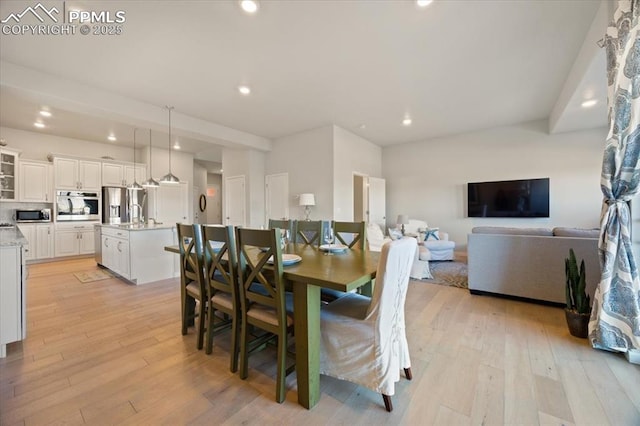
[589,0,640,353]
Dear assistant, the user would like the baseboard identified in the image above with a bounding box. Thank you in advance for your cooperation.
[625,349,640,365]
[469,289,565,308]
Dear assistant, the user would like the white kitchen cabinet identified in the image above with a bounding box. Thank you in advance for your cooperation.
[99,225,176,284]
[102,163,124,187]
[0,148,19,201]
[17,225,36,261]
[0,245,26,358]
[54,157,101,191]
[17,224,55,261]
[54,224,95,257]
[20,160,52,202]
[124,164,146,186]
[36,224,54,259]
[101,227,130,279]
[102,162,146,187]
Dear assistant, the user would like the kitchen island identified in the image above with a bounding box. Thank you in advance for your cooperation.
[97,223,178,285]
[0,226,27,357]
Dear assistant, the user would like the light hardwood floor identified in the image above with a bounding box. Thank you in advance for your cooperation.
[1,258,638,425]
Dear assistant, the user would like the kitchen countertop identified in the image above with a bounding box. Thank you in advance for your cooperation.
[98,223,175,231]
[0,227,28,247]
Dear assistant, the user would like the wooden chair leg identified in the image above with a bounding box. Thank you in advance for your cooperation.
[404,367,412,380]
[382,394,393,412]
[275,334,287,403]
[205,302,214,354]
[229,313,239,373]
[197,300,206,350]
[239,314,249,380]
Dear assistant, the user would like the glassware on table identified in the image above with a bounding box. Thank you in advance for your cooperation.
[324,226,334,255]
[281,229,290,250]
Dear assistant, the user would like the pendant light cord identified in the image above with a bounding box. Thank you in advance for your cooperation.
[166,106,174,173]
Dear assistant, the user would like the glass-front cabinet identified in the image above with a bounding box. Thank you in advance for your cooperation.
[0,149,19,201]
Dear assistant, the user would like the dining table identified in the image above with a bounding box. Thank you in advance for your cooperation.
[164,242,379,409]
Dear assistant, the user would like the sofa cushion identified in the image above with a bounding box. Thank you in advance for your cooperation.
[552,227,599,238]
[472,226,553,236]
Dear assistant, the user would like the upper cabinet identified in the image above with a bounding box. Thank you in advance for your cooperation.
[19,160,52,203]
[102,162,146,187]
[54,157,101,191]
[0,148,20,202]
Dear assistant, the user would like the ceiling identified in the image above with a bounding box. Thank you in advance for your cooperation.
[0,0,608,159]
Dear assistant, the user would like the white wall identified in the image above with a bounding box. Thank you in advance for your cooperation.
[193,162,208,224]
[265,126,334,221]
[382,120,607,248]
[333,125,382,221]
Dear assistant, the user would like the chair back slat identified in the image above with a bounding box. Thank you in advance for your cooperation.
[332,221,366,249]
[177,223,204,285]
[199,225,237,299]
[295,220,322,245]
[236,228,286,315]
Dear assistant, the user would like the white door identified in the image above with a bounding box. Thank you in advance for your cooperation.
[265,173,289,223]
[193,186,206,224]
[207,184,222,224]
[225,175,246,227]
[368,177,386,226]
[156,182,189,225]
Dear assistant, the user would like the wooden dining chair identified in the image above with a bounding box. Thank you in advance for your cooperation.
[332,221,366,249]
[268,219,291,233]
[319,237,417,412]
[176,223,207,350]
[295,220,322,246]
[196,225,239,371]
[235,227,295,403]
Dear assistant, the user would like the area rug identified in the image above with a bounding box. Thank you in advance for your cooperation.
[417,261,468,289]
[73,270,113,283]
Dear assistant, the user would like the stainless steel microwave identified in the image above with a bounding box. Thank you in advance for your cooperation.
[56,191,100,221]
[15,208,51,223]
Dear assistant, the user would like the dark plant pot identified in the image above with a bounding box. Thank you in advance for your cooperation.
[565,308,590,338]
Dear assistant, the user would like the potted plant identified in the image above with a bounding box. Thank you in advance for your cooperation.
[565,248,591,338]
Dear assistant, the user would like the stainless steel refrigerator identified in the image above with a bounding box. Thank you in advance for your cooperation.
[101,186,147,224]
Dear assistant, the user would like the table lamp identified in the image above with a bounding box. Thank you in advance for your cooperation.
[397,214,409,235]
[299,193,316,221]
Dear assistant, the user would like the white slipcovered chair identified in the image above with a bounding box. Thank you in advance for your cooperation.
[366,222,431,279]
[404,219,455,261]
[319,237,416,412]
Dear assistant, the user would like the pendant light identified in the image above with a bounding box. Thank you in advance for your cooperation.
[160,105,180,184]
[127,128,144,191]
[142,129,159,188]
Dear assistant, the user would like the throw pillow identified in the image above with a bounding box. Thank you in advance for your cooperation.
[425,227,440,241]
[367,223,385,241]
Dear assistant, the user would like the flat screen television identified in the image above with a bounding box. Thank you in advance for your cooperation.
[467,178,550,218]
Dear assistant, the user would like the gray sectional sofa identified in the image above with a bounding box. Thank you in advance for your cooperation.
[467,226,600,305]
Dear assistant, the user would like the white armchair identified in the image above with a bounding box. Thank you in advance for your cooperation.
[403,219,456,261]
[366,222,431,279]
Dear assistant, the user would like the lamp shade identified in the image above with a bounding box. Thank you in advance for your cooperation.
[299,193,316,206]
[397,214,409,225]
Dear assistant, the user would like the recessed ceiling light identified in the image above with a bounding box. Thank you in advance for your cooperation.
[359,124,366,129]
[416,0,433,7]
[108,135,117,142]
[39,110,52,117]
[240,0,258,13]
[34,122,45,128]
[173,142,181,150]
[238,85,251,95]
[402,118,412,126]
[581,99,598,108]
